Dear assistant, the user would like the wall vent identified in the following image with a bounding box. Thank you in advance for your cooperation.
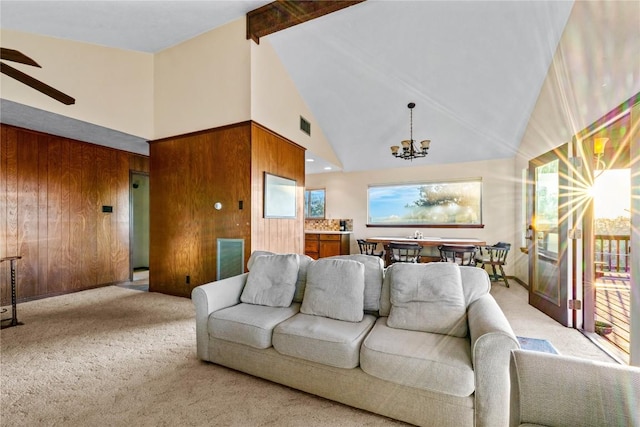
[217,238,244,280]
[300,116,311,136]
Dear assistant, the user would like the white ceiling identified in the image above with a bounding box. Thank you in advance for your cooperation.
[0,1,585,174]
[0,1,271,53]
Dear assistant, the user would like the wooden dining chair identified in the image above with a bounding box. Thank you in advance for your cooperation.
[386,242,422,265]
[475,242,511,287]
[357,239,384,258]
[438,245,477,266]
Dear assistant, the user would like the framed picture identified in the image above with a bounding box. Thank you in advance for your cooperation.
[264,172,297,218]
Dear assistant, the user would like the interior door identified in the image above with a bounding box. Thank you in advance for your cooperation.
[528,144,571,326]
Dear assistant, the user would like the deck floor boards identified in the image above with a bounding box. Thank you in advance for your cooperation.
[594,273,630,354]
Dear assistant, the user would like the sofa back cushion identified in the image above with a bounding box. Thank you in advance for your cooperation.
[380,263,492,317]
[293,254,314,303]
[326,254,384,312]
[246,251,313,304]
[247,250,275,270]
[385,262,468,337]
[459,265,491,305]
[241,254,299,307]
[301,258,365,322]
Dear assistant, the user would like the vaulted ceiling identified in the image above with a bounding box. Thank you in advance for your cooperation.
[1,1,637,174]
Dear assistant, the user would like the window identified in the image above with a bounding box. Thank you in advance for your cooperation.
[304,189,325,219]
[367,179,482,227]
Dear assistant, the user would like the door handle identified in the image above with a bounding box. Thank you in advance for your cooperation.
[525,225,534,241]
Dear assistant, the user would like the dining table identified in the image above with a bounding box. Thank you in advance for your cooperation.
[365,236,486,248]
[365,236,486,264]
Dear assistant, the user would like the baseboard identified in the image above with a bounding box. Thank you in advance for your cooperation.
[507,276,528,290]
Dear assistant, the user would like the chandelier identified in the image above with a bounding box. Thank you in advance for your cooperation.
[390,102,431,160]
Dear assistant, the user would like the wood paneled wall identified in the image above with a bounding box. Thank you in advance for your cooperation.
[251,122,305,254]
[0,124,149,305]
[149,123,252,298]
[149,121,305,298]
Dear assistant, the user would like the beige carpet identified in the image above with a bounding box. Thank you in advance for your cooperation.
[1,282,614,426]
[490,283,615,363]
[1,286,406,426]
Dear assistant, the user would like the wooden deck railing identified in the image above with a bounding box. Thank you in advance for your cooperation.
[595,234,631,274]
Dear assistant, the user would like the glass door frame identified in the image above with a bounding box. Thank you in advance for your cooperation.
[575,99,636,359]
[527,143,575,327]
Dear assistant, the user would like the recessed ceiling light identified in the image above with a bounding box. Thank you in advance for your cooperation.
[306,158,315,162]
[324,166,332,170]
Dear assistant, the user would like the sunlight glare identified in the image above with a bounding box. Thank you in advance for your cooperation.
[592,169,631,219]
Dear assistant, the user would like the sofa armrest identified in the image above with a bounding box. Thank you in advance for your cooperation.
[510,349,640,427]
[191,273,248,361]
[467,294,519,427]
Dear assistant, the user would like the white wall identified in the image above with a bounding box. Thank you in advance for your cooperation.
[514,0,640,281]
[153,19,252,139]
[0,29,154,139]
[250,39,341,167]
[306,157,518,274]
[514,0,639,363]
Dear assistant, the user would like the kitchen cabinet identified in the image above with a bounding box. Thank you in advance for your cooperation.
[305,232,351,259]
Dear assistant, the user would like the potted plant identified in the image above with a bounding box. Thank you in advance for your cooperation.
[595,320,613,336]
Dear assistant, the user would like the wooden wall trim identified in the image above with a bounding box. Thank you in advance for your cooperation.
[250,120,307,152]
[149,121,253,145]
[149,120,307,154]
[0,123,150,158]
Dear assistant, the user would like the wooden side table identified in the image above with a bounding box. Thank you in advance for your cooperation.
[1,256,23,329]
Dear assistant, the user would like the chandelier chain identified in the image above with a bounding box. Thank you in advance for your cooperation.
[410,107,413,143]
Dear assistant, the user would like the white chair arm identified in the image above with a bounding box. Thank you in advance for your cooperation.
[191,273,248,361]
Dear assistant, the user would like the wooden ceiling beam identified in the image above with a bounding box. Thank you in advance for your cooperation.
[247,0,365,44]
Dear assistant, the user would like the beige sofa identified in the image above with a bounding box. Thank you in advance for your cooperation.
[192,252,519,427]
[509,349,640,427]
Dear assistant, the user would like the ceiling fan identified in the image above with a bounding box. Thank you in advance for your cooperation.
[0,48,75,105]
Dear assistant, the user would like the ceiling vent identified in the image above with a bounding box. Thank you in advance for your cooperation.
[300,116,311,136]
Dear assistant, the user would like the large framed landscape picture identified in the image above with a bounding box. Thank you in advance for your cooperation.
[368,179,483,227]
[264,172,297,219]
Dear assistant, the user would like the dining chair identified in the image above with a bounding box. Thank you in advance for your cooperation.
[475,242,511,287]
[386,242,422,265]
[357,239,384,258]
[438,245,477,266]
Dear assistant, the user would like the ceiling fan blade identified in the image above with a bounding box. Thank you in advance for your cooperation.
[1,62,75,105]
[0,48,41,67]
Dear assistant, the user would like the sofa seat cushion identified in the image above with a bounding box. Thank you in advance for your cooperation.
[273,313,376,369]
[209,302,300,349]
[361,317,474,397]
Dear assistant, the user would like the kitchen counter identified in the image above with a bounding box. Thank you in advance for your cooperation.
[304,230,352,234]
